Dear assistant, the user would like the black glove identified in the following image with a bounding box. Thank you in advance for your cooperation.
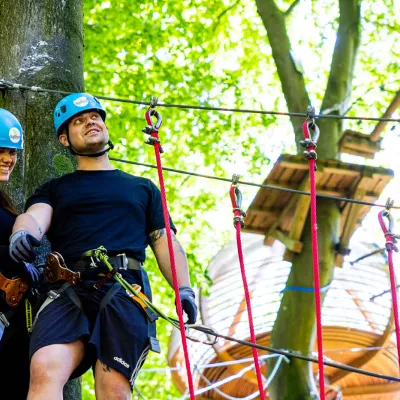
[178,285,198,325]
[9,230,40,263]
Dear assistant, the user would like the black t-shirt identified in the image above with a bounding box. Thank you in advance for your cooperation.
[25,169,175,265]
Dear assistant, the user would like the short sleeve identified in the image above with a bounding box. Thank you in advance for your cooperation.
[146,180,177,235]
[25,180,54,211]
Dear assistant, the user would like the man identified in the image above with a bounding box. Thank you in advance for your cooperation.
[9,93,197,400]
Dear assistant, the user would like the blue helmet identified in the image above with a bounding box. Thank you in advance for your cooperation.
[54,93,106,136]
[0,108,24,150]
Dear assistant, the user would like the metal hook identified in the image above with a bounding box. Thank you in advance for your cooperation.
[185,324,219,345]
[149,96,159,109]
[232,173,240,185]
[385,197,394,211]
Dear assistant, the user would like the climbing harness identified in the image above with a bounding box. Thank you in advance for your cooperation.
[143,97,196,400]
[300,107,326,399]
[0,272,28,307]
[229,174,266,400]
[378,198,400,369]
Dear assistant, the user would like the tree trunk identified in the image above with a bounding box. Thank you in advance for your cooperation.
[0,0,84,398]
[255,0,361,398]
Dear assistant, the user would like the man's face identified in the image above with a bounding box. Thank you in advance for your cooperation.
[59,111,109,154]
[0,147,17,182]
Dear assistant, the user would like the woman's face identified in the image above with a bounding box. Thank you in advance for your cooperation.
[0,148,17,182]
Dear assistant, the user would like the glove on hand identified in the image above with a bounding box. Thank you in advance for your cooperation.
[14,262,41,287]
[9,230,40,263]
[178,285,198,325]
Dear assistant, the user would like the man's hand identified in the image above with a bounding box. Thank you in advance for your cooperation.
[178,286,198,325]
[9,230,40,263]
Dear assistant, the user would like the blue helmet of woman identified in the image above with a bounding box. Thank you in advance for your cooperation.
[0,109,24,150]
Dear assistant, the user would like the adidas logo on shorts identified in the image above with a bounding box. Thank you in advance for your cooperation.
[114,357,130,369]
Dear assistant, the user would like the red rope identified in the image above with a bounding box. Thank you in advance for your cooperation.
[145,109,196,399]
[302,119,326,399]
[387,249,400,366]
[378,209,400,368]
[309,158,326,398]
[230,184,266,399]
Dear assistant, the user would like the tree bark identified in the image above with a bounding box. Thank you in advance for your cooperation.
[0,1,83,398]
[255,0,361,398]
[255,0,310,152]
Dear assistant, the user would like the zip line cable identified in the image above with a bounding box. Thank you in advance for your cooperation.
[1,80,400,123]
[109,157,400,209]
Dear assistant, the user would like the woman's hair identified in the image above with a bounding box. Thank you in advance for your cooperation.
[0,189,18,215]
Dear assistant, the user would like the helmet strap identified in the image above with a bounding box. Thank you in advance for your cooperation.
[65,126,114,158]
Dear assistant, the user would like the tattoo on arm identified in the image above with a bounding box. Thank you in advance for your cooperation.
[172,233,186,257]
[38,226,43,236]
[149,228,166,248]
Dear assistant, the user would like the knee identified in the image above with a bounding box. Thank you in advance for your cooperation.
[30,353,67,387]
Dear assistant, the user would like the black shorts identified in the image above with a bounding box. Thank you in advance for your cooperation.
[30,279,150,388]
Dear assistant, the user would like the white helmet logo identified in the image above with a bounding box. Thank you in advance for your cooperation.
[73,97,89,107]
[9,127,21,143]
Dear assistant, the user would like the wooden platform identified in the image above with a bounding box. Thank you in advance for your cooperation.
[243,154,393,266]
[338,130,382,159]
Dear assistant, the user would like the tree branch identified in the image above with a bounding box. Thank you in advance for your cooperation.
[284,0,301,18]
[318,0,361,158]
[255,0,310,149]
[213,0,241,32]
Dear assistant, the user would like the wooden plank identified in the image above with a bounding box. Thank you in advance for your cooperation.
[322,167,360,177]
[266,228,303,252]
[370,91,400,141]
[283,180,311,261]
[279,161,309,170]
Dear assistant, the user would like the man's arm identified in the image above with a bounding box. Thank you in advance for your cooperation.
[149,228,197,324]
[149,228,191,288]
[9,203,53,263]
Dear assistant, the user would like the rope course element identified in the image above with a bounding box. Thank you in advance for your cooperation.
[349,247,385,265]
[143,98,196,400]
[109,157,400,210]
[378,199,400,370]
[188,325,400,383]
[1,79,400,123]
[190,355,287,400]
[300,108,326,399]
[229,175,266,400]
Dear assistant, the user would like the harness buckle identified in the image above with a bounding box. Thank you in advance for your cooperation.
[0,312,10,328]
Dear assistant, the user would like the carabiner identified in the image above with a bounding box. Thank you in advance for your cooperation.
[301,120,320,147]
[185,324,219,345]
[230,186,242,210]
[145,109,163,131]
[378,209,399,252]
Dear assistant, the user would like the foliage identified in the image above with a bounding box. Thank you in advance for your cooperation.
[82,0,398,398]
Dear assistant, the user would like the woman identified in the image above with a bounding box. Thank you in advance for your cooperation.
[0,107,35,399]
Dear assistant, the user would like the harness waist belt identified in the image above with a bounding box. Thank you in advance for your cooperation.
[71,255,142,273]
